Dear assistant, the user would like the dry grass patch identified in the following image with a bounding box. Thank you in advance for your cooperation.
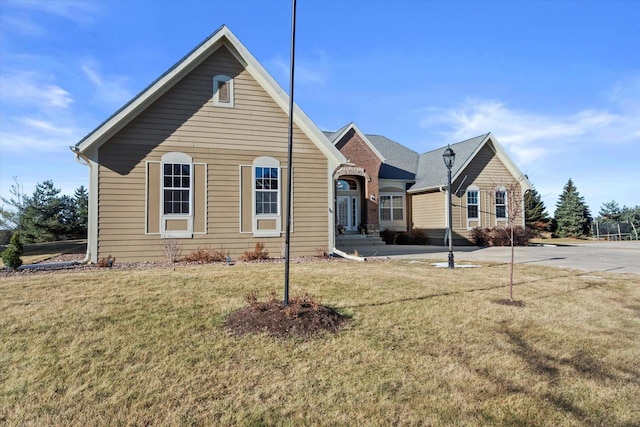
[0,240,86,267]
[1,260,639,426]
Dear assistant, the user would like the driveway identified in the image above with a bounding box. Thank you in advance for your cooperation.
[340,241,640,274]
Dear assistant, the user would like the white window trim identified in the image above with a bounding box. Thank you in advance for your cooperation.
[252,156,281,237]
[466,185,480,229]
[213,74,234,108]
[161,152,193,238]
[495,187,508,224]
[379,192,405,223]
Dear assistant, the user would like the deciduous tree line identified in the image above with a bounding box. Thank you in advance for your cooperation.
[0,179,88,244]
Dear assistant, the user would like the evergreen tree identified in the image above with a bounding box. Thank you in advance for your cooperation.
[524,186,549,231]
[1,179,89,242]
[21,180,66,242]
[598,200,622,223]
[73,186,89,238]
[554,179,592,237]
[620,205,640,226]
[0,178,26,231]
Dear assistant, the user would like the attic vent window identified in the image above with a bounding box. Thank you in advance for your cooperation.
[213,75,233,107]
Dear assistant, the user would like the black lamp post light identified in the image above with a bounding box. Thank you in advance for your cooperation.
[442,145,456,269]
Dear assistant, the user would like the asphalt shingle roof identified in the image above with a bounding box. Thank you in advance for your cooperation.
[325,124,490,190]
[411,134,488,192]
[364,134,419,180]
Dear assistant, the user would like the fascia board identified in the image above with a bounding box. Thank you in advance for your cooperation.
[407,185,440,194]
[485,134,533,191]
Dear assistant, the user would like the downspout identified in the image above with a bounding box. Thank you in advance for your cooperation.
[439,186,447,245]
[70,145,92,264]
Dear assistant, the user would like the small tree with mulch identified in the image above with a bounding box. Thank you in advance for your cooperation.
[226,291,349,338]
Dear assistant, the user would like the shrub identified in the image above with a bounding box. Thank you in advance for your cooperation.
[470,227,488,246]
[162,239,182,263]
[380,229,397,244]
[471,226,528,246]
[241,242,269,261]
[411,228,428,245]
[489,228,511,246]
[395,232,411,245]
[1,231,23,270]
[1,247,22,270]
[183,247,227,263]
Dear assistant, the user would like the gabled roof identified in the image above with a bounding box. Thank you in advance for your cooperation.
[73,25,345,165]
[323,122,385,162]
[409,133,532,193]
[323,125,419,181]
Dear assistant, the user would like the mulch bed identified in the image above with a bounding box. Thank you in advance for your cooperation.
[496,299,525,307]
[226,297,350,338]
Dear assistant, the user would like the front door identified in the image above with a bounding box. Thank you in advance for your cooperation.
[337,195,359,232]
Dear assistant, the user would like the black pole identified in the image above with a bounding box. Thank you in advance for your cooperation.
[447,168,455,269]
[283,0,297,305]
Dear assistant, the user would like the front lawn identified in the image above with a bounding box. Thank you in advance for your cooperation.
[1,260,639,426]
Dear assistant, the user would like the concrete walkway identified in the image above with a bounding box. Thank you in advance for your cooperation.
[337,241,640,274]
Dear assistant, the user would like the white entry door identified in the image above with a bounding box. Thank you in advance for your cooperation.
[337,196,358,231]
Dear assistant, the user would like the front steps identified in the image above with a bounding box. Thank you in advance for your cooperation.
[335,233,386,249]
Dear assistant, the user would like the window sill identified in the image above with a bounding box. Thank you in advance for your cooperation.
[161,232,193,239]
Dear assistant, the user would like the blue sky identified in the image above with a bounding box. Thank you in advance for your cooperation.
[1,0,639,216]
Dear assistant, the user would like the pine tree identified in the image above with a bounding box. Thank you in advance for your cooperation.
[554,179,592,238]
[524,186,549,231]
[21,180,66,242]
[70,186,89,238]
[598,200,622,223]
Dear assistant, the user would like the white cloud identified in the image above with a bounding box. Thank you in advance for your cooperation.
[6,0,101,26]
[0,13,46,37]
[416,78,640,212]
[270,50,330,87]
[0,72,74,109]
[419,95,640,166]
[15,117,76,135]
[0,125,82,153]
[81,61,133,108]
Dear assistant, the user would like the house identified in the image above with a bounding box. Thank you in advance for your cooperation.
[326,123,532,245]
[72,25,530,263]
[72,25,346,262]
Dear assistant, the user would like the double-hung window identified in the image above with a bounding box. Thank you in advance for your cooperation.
[240,156,282,237]
[380,194,404,221]
[163,163,191,215]
[255,166,279,215]
[496,189,507,220]
[467,189,479,219]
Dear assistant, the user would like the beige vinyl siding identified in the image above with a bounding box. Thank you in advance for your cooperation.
[409,142,524,245]
[97,45,329,261]
[454,143,523,230]
[411,191,445,229]
[410,191,448,243]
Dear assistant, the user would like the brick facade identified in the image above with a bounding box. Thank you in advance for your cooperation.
[334,129,382,233]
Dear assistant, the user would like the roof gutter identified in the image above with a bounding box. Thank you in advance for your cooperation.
[70,145,92,264]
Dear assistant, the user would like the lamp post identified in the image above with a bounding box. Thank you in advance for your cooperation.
[443,145,456,269]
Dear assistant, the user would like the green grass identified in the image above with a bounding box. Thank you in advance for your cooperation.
[1,260,639,426]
